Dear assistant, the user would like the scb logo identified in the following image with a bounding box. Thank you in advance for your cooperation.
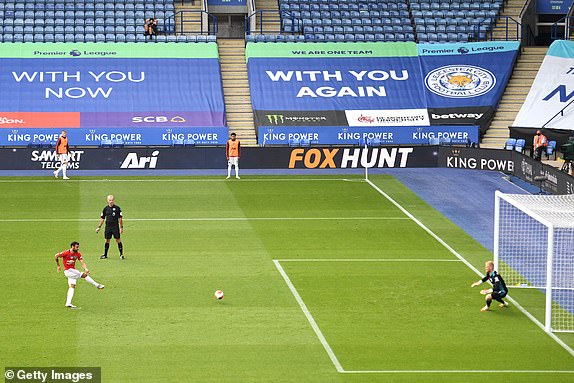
[132,116,186,123]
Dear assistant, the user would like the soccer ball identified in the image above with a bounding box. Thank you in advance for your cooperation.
[214,290,224,300]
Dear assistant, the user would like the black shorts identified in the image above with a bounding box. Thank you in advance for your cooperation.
[492,291,507,300]
[105,226,120,240]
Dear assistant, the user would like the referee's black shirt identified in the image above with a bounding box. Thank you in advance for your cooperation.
[101,205,122,228]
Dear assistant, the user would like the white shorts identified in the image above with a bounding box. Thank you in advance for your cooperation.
[58,153,70,163]
[228,157,239,166]
[64,268,83,285]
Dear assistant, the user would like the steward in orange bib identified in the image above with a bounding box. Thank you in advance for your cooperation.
[533,130,548,161]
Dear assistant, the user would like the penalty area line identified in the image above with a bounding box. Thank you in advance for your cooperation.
[273,260,344,373]
[275,259,463,262]
[341,370,574,374]
[365,178,574,359]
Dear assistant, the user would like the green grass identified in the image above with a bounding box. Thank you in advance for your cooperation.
[0,175,573,383]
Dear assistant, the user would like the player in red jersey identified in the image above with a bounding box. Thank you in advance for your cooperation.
[55,241,104,308]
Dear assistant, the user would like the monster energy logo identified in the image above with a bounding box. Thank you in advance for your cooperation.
[265,114,329,125]
[266,115,285,125]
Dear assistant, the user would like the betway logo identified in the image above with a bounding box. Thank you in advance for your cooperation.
[431,113,484,120]
[289,147,413,169]
[120,150,159,169]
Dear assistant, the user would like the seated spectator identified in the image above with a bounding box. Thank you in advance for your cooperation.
[144,18,158,38]
[532,130,548,161]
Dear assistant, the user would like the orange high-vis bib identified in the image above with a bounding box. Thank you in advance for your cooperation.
[57,136,68,154]
[227,140,239,157]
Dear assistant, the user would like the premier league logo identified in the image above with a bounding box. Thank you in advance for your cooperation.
[69,50,81,57]
[424,65,496,98]
[457,47,469,54]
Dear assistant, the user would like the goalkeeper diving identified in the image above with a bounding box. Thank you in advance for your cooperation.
[471,261,509,312]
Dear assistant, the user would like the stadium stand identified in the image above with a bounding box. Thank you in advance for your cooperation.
[0,0,218,43]
[412,0,501,42]
[247,0,506,43]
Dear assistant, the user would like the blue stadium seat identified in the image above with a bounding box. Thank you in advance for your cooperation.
[515,139,526,153]
[546,141,557,160]
[504,138,516,150]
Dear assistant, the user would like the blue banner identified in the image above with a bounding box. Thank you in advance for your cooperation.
[419,41,519,108]
[248,57,428,111]
[537,0,573,13]
[247,42,519,132]
[0,43,226,141]
[0,127,228,146]
[258,126,478,145]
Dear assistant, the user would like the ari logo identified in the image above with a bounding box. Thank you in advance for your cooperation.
[70,50,81,57]
[120,150,159,169]
[425,65,496,98]
[266,115,285,125]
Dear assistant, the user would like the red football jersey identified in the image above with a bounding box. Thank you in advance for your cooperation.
[58,249,83,270]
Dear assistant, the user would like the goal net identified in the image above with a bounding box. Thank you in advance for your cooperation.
[494,191,574,333]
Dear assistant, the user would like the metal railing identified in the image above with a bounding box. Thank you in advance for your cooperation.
[475,15,534,44]
[165,10,218,35]
[542,98,574,128]
[246,10,294,35]
[551,5,574,40]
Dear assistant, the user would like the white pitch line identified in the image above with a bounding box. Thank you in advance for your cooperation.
[0,178,352,183]
[341,370,574,374]
[365,178,574,359]
[0,216,409,223]
[273,260,345,373]
[276,259,463,262]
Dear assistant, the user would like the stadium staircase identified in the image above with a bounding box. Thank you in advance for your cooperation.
[218,39,257,146]
[174,0,204,35]
[254,0,280,34]
[481,46,547,149]
[490,0,524,40]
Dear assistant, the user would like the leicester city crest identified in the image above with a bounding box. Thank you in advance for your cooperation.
[424,65,496,98]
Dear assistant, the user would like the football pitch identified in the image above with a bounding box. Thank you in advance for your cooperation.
[1,174,573,383]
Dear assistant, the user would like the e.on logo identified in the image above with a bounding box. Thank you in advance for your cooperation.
[289,148,339,169]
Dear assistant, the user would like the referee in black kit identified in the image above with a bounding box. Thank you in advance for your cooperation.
[96,194,125,260]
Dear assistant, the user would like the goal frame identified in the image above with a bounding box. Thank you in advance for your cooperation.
[494,191,561,333]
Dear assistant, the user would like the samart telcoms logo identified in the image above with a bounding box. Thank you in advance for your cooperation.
[424,65,496,98]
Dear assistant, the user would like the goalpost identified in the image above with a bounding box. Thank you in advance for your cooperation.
[494,191,574,333]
